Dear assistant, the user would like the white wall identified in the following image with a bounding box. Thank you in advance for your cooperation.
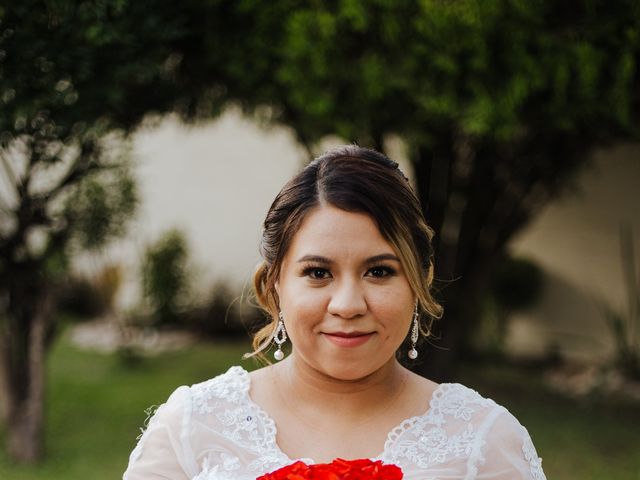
[100,110,415,308]
[88,110,305,308]
[76,109,640,363]
[508,144,640,361]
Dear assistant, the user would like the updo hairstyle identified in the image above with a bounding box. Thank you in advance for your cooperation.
[250,145,442,358]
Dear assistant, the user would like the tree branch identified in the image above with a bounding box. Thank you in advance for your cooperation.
[41,142,105,204]
[0,153,20,204]
[0,193,14,216]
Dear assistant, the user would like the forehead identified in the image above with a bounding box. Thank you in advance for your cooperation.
[285,205,395,259]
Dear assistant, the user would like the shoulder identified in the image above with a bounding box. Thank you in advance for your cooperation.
[143,384,192,429]
[437,383,547,480]
[139,366,249,429]
[125,367,253,478]
[477,407,547,479]
[428,382,500,424]
[431,382,533,443]
[189,365,250,414]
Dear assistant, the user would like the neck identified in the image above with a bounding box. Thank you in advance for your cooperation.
[272,354,407,418]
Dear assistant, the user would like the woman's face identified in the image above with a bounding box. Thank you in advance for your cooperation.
[276,204,415,380]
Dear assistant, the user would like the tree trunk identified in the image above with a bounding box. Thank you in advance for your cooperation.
[411,136,477,381]
[410,135,591,381]
[1,287,52,464]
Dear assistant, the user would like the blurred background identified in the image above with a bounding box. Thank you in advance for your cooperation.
[0,1,639,479]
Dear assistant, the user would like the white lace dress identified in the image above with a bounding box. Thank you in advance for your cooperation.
[123,366,546,480]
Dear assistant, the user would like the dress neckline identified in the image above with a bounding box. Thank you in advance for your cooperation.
[230,365,451,465]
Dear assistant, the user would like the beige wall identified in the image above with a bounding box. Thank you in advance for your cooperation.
[102,110,303,307]
[77,110,639,363]
[508,144,640,361]
[105,110,414,308]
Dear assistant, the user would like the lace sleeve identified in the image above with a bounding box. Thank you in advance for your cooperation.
[474,409,547,480]
[123,386,197,480]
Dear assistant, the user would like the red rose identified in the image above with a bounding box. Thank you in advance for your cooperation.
[257,458,403,480]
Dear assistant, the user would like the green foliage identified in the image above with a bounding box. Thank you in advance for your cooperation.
[221,0,640,147]
[491,257,544,311]
[65,164,138,251]
[57,264,123,320]
[185,284,265,338]
[0,0,197,137]
[57,276,108,320]
[476,256,544,355]
[141,229,191,326]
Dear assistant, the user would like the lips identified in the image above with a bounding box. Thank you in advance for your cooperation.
[323,331,375,348]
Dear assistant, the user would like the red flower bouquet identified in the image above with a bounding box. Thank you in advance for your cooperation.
[257,458,403,480]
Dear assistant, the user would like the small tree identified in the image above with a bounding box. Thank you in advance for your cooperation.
[141,229,191,326]
[0,0,221,462]
[481,256,543,355]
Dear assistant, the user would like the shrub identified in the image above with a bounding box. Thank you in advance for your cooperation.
[141,229,191,326]
[477,256,544,355]
[185,283,265,338]
[57,276,107,320]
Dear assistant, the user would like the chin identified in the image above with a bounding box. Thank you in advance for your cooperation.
[315,357,389,382]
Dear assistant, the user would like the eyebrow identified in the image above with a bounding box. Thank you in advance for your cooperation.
[296,253,401,264]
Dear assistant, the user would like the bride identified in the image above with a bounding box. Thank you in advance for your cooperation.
[123,146,546,479]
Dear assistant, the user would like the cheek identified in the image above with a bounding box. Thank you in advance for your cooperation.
[371,288,414,332]
[279,282,327,326]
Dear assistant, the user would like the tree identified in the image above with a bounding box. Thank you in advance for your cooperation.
[0,0,229,462]
[3,0,639,462]
[195,0,640,380]
[141,229,191,326]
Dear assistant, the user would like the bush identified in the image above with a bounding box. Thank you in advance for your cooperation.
[476,256,544,355]
[57,277,104,320]
[141,229,191,326]
[491,257,544,311]
[185,283,265,339]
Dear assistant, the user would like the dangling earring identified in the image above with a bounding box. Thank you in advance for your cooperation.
[408,303,419,360]
[273,312,288,361]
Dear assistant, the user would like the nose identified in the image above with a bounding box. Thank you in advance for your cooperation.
[327,278,367,319]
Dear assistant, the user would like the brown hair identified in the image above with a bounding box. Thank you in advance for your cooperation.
[249,145,442,359]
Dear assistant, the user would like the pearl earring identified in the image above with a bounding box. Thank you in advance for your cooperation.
[408,304,419,360]
[273,312,288,361]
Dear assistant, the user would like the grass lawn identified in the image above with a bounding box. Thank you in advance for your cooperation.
[0,335,255,480]
[458,362,640,480]
[1,335,639,479]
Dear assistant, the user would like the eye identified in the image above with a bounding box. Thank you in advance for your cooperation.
[302,266,331,280]
[366,265,396,278]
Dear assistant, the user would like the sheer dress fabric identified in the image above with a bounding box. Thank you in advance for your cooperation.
[123,366,546,480]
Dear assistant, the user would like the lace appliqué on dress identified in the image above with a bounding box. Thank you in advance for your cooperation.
[381,384,494,470]
[192,367,275,449]
[131,366,546,480]
[190,367,290,480]
[522,432,547,480]
[128,404,161,465]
